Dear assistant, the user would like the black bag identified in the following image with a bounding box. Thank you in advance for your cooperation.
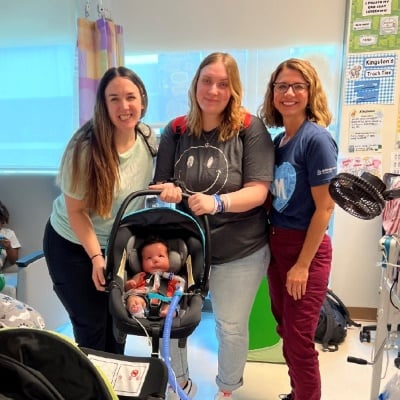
[315,289,361,352]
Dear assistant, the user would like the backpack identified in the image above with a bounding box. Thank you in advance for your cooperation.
[315,288,361,352]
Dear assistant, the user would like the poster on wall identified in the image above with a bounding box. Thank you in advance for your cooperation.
[391,151,400,173]
[397,100,400,147]
[338,154,382,177]
[344,53,397,105]
[349,0,400,53]
[348,108,383,152]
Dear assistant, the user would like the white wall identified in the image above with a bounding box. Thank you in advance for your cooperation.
[330,209,382,308]
[2,0,385,310]
[0,175,60,259]
[329,1,400,310]
[1,0,347,50]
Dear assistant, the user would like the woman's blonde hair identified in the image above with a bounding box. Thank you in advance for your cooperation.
[58,67,148,218]
[187,52,248,141]
[259,58,332,128]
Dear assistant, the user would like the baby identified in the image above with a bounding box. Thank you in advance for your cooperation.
[125,237,185,318]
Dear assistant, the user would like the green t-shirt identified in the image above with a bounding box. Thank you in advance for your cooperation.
[50,125,156,247]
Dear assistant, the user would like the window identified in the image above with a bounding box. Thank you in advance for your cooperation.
[127,46,343,143]
[0,45,343,172]
[0,44,75,172]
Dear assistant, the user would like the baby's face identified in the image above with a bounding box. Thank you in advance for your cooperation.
[141,242,170,273]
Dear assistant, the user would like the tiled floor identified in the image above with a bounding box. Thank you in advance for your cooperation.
[57,313,400,399]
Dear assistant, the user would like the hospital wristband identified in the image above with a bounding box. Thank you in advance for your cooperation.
[213,194,224,214]
[221,194,230,212]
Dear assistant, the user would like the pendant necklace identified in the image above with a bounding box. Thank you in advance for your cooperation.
[203,128,218,147]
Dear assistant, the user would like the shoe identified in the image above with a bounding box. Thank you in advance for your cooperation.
[278,394,292,400]
[214,391,233,399]
[167,378,197,399]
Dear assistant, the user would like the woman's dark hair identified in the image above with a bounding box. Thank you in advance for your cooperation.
[94,66,149,122]
[0,201,10,224]
[59,66,150,218]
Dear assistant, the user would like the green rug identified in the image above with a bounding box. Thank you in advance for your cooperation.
[247,338,285,364]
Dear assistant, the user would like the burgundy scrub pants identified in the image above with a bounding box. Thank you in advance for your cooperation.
[268,226,332,400]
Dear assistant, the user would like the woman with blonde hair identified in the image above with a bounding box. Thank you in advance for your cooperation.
[152,52,274,400]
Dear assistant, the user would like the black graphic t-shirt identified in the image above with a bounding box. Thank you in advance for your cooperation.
[154,115,274,264]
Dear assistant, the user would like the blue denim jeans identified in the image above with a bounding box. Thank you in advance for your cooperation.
[165,244,270,390]
[160,337,189,386]
[210,244,270,392]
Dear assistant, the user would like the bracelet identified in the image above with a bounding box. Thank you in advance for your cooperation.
[213,194,224,214]
[211,195,218,215]
[90,253,103,261]
[221,194,231,212]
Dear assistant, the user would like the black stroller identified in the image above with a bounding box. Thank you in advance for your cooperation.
[105,190,211,392]
[0,327,168,400]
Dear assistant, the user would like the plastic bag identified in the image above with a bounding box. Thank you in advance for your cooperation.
[378,373,400,399]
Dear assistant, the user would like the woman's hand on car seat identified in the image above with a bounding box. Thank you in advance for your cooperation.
[149,182,182,203]
[188,193,215,216]
[92,257,107,291]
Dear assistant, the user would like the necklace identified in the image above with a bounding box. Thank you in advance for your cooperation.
[279,134,292,147]
[202,129,218,147]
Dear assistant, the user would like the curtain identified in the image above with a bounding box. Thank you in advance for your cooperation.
[76,18,125,127]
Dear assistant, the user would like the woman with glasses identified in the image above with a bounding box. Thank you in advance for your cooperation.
[259,58,338,400]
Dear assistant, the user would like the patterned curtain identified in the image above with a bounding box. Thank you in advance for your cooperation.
[76,18,125,126]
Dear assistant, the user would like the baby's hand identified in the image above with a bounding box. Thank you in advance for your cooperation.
[127,296,146,314]
[125,272,146,290]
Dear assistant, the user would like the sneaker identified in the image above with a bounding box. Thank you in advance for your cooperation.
[278,394,292,400]
[167,379,197,399]
[214,391,233,399]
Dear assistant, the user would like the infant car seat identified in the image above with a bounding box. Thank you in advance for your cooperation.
[106,190,210,356]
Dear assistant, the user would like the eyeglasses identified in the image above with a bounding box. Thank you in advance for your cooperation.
[273,82,309,93]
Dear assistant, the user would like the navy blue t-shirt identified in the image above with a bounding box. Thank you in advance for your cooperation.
[269,120,338,230]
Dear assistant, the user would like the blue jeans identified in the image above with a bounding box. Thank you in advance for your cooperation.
[210,244,270,392]
[165,244,270,390]
[161,337,189,387]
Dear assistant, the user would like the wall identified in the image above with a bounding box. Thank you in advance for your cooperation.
[2,0,386,310]
[330,0,400,310]
[0,175,59,258]
[2,0,347,50]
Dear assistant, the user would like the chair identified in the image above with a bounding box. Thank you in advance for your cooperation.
[1,263,19,298]
[4,251,70,330]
